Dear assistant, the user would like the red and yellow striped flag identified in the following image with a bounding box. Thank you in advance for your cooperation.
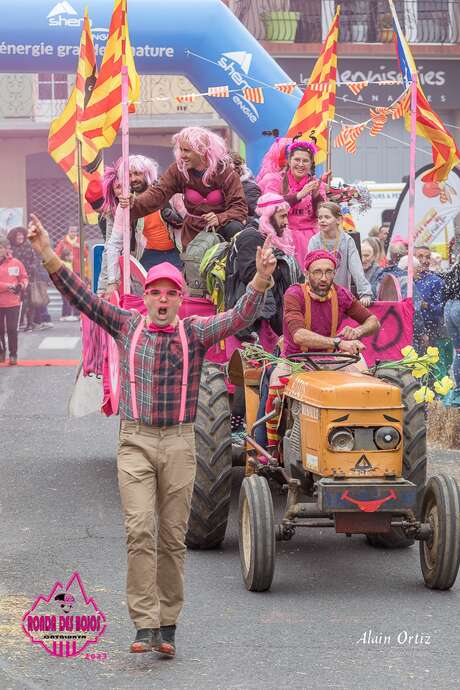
[274,82,296,95]
[286,6,340,165]
[48,9,102,224]
[242,87,264,104]
[389,0,460,182]
[79,0,140,150]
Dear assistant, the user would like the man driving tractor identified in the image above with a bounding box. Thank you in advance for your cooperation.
[264,249,380,454]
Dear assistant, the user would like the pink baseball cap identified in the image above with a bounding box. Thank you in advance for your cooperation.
[144,262,185,291]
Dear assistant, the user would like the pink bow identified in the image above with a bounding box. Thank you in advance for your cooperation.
[147,323,176,334]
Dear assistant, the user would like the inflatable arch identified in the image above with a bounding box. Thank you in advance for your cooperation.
[0,0,302,170]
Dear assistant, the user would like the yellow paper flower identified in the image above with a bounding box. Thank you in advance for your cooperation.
[411,363,428,378]
[401,345,418,361]
[426,346,440,364]
[434,376,454,396]
[414,386,435,403]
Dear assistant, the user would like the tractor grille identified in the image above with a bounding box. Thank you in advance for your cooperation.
[284,403,302,467]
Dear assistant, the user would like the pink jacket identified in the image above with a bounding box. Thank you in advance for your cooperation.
[259,171,326,233]
[0,254,28,308]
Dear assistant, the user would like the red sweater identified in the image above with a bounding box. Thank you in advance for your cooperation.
[0,254,28,308]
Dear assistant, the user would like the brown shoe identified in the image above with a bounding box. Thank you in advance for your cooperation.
[130,628,162,653]
[9,356,17,366]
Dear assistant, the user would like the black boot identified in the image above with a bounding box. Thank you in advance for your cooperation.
[130,628,162,653]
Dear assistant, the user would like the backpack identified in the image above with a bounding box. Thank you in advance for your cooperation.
[200,240,233,311]
[181,230,222,296]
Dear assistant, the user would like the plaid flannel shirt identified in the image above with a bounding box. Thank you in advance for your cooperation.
[50,266,265,427]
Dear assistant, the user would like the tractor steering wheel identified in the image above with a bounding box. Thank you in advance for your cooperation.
[286,351,361,371]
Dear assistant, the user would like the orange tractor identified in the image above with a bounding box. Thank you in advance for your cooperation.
[187,349,460,592]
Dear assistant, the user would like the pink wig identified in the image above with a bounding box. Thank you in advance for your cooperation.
[116,154,159,186]
[101,165,120,218]
[256,138,291,186]
[256,192,295,256]
[172,127,231,186]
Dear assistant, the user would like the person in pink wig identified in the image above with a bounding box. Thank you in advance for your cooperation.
[257,139,326,268]
[120,127,247,248]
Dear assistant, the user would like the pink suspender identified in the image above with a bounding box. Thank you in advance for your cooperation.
[128,315,189,424]
[177,319,188,425]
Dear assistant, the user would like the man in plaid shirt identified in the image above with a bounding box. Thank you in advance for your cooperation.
[28,214,276,657]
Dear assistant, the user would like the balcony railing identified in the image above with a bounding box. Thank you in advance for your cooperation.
[227,0,460,44]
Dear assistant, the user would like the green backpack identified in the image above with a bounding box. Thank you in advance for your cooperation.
[199,239,233,311]
[181,230,222,296]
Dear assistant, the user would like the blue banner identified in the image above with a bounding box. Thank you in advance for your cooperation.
[0,0,302,169]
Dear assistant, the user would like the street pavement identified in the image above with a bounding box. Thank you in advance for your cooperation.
[0,320,459,690]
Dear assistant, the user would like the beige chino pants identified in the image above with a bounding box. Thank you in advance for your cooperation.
[117,420,196,629]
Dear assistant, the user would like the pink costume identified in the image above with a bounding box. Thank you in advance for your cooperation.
[257,138,326,269]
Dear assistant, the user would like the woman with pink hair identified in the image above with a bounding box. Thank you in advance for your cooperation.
[257,139,326,268]
[121,127,247,248]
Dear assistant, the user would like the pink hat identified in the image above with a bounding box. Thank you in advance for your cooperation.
[145,262,185,290]
[304,250,338,270]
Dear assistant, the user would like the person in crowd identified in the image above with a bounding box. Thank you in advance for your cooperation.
[230,152,261,217]
[369,225,390,266]
[430,251,443,273]
[120,127,247,250]
[361,238,382,297]
[397,255,425,352]
[27,212,276,658]
[104,155,183,296]
[7,226,37,331]
[55,225,90,281]
[414,245,445,347]
[307,202,373,306]
[32,260,54,331]
[224,192,302,351]
[262,249,379,455]
[59,247,79,321]
[375,240,409,298]
[444,258,460,399]
[0,236,28,365]
[257,139,326,268]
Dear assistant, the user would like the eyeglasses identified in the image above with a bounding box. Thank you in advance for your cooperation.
[310,269,335,279]
[144,288,182,299]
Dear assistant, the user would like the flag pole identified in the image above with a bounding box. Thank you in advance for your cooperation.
[407,76,417,299]
[76,138,86,281]
[121,65,130,295]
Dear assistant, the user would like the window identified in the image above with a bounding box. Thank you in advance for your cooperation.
[37,73,69,101]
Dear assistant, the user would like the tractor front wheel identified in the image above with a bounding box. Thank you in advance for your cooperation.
[420,474,460,590]
[239,475,275,592]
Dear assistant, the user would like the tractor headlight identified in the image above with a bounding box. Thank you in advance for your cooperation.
[374,426,401,450]
[328,428,354,452]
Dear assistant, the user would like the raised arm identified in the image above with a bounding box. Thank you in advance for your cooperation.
[27,215,130,339]
[120,164,183,223]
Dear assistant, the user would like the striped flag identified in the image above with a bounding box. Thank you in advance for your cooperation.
[286,6,340,166]
[389,0,460,181]
[390,90,410,119]
[274,82,296,95]
[79,0,140,150]
[242,87,264,103]
[207,86,229,98]
[48,10,102,224]
[347,81,368,96]
[334,122,366,153]
[176,94,197,103]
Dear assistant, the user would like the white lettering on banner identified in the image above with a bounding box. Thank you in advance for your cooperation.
[0,42,55,56]
[232,95,258,124]
[218,55,260,123]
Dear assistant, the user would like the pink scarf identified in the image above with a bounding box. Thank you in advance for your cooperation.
[287,170,312,195]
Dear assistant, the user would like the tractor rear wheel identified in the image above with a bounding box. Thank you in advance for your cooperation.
[420,474,460,590]
[367,367,427,548]
[239,475,275,591]
[186,363,232,550]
